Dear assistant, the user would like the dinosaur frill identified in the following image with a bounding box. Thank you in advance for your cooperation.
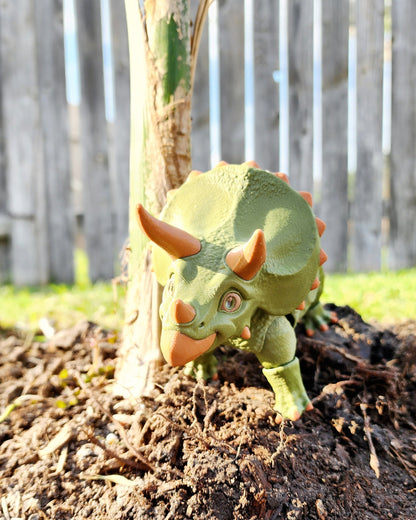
[140,163,326,316]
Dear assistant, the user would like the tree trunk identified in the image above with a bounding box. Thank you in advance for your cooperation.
[115,0,207,397]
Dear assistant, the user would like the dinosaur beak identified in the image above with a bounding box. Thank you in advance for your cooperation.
[160,330,217,366]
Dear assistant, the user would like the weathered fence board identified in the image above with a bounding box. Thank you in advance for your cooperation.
[110,3,130,254]
[254,0,279,171]
[35,0,74,283]
[76,0,114,282]
[219,0,245,164]
[389,0,416,269]
[1,0,416,285]
[352,0,384,272]
[288,0,314,193]
[191,1,211,172]
[0,45,9,282]
[320,0,349,273]
[1,0,48,285]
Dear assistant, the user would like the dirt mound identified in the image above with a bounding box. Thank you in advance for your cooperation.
[1,306,415,519]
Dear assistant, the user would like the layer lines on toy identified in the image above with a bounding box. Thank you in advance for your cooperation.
[136,161,337,422]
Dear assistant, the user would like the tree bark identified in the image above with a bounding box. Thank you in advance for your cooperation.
[115,0,198,397]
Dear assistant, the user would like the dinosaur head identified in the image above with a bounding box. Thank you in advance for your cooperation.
[136,203,265,366]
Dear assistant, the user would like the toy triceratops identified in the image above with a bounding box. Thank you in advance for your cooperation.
[137,162,336,422]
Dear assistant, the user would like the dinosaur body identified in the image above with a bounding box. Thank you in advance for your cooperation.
[137,162,335,421]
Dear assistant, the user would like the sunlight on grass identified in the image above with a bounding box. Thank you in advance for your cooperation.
[1,248,415,332]
[0,250,126,332]
[322,268,416,325]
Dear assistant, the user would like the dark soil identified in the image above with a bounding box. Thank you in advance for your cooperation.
[1,305,415,519]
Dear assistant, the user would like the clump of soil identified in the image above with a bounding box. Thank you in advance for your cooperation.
[0,306,415,519]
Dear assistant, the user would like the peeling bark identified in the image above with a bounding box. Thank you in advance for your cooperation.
[115,0,194,397]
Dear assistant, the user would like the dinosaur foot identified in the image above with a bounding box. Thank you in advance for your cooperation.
[263,357,312,423]
[304,303,338,337]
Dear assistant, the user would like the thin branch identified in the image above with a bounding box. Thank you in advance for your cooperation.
[191,0,213,86]
[85,429,154,472]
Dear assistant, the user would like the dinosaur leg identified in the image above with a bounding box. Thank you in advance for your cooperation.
[296,267,338,336]
[256,316,312,422]
[184,352,218,380]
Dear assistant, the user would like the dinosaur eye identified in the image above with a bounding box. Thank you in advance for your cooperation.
[220,291,242,313]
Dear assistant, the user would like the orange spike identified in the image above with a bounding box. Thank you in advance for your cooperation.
[243,160,260,168]
[171,299,196,325]
[187,170,202,181]
[296,301,306,311]
[310,277,320,290]
[226,229,267,281]
[273,172,289,184]
[299,191,313,207]
[216,160,228,167]
[319,249,328,266]
[241,326,251,340]
[315,217,326,237]
[136,204,201,260]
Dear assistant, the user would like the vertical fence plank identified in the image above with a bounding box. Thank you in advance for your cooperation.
[352,0,384,271]
[254,0,279,171]
[219,0,245,163]
[320,0,349,272]
[1,0,48,285]
[76,0,114,281]
[389,1,416,269]
[191,2,211,172]
[0,33,10,282]
[288,0,314,192]
[110,3,130,254]
[35,0,74,283]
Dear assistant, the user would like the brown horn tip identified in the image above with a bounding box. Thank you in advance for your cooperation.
[215,160,228,167]
[187,170,202,181]
[310,277,320,290]
[226,229,267,280]
[299,191,313,207]
[273,172,289,184]
[319,249,328,266]
[136,204,201,259]
[315,217,326,237]
[243,160,260,168]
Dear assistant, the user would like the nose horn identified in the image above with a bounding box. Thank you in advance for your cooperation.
[171,299,196,324]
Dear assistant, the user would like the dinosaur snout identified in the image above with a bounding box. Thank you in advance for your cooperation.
[170,299,196,324]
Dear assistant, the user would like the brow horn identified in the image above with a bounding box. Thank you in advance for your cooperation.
[136,204,201,259]
[226,229,267,280]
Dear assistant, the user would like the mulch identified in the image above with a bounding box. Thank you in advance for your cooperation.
[0,305,415,519]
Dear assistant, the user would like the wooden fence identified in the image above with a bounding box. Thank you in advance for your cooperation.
[0,0,415,285]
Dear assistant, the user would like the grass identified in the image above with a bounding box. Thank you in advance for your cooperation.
[0,250,126,333]
[322,268,416,325]
[0,249,415,332]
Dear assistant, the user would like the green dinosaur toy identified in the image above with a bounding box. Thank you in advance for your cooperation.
[136,162,337,422]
